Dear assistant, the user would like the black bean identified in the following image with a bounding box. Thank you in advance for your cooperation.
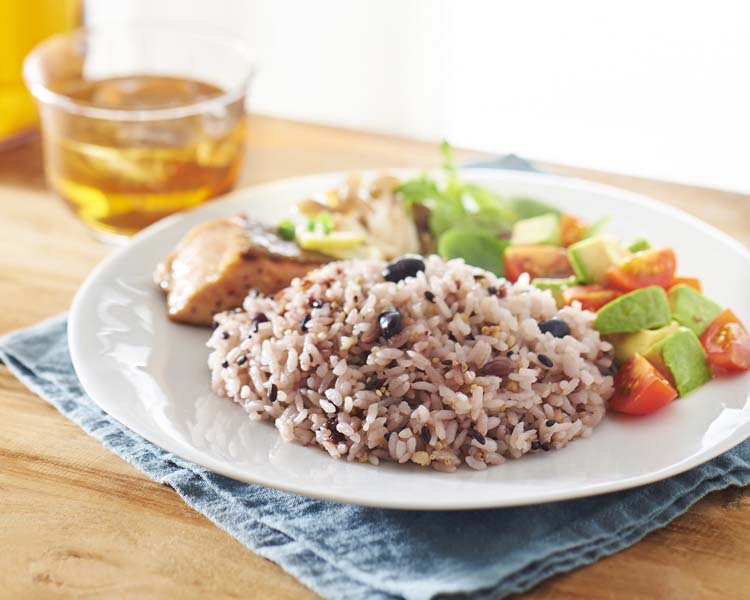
[538,354,554,368]
[310,299,323,309]
[531,441,541,450]
[326,416,345,443]
[221,360,229,368]
[221,330,229,340]
[252,312,268,333]
[541,442,551,451]
[301,313,312,331]
[268,383,278,402]
[441,359,453,366]
[470,429,486,445]
[545,419,556,427]
[236,355,247,366]
[424,290,436,303]
[538,318,571,338]
[421,425,431,444]
[383,256,425,283]
[378,307,402,339]
[480,357,514,378]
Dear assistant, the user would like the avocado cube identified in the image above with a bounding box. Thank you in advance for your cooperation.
[510,213,561,246]
[608,321,680,365]
[567,235,628,284]
[532,276,577,306]
[644,327,712,397]
[668,284,722,336]
[595,286,671,334]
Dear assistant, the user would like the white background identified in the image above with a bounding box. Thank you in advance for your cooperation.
[86,0,750,193]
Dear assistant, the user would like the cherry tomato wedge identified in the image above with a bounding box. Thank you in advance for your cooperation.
[503,246,574,282]
[669,276,702,293]
[606,247,676,292]
[560,213,588,247]
[609,354,678,415]
[562,284,621,312]
[700,309,750,372]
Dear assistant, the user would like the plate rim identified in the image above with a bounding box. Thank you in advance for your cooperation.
[68,167,750,510]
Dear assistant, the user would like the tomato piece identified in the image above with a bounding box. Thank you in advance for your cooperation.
[669,276,702,293]
[562,284,621,312]
[606,247,676,292]
[503,246,574,282]
[560,213,588,247]
[609,354,678,415]
[700,309,750,372]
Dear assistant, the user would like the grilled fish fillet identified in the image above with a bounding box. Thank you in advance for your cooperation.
[154,215,326,325]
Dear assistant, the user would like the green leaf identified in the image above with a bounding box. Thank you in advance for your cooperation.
[437,228,509,276]
[440,140,456,175]
[397,175,441,206]
[511,197,561,219]
[277,219,296,241]
[584,215,610,239]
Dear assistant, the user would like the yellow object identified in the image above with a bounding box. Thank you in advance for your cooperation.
[297,231,365,252]
[0,0,79,144]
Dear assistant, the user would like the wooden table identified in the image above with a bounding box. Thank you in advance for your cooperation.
[2,116,749,599]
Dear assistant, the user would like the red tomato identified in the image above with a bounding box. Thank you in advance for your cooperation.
[560,213,588,247]
[503,246,574,282]
[609,354,678,415]
[669,276,702,293]
[700,309,750,372]
[562,285,621,312]
[606,248,677,291]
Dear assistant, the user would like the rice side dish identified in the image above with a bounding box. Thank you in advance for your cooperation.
[208,256,615,471]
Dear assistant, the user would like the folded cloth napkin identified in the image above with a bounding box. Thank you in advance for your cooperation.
[3,156,750,600]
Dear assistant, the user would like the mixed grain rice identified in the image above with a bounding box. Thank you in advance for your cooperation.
[208,256,614,472]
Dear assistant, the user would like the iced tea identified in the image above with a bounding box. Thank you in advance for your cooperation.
[44,75,245,237]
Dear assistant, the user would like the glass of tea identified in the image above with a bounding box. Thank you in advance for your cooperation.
[23,22,254,242]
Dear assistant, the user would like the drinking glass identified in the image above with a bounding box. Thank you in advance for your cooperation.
[24,22,255,242]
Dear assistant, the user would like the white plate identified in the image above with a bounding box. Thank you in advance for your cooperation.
[69,169,750,510]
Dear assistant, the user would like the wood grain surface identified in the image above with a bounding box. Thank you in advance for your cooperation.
[1,115,749,599]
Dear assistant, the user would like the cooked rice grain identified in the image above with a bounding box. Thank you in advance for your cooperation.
[208,256,614,471]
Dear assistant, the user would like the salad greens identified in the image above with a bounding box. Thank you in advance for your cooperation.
[437,229,509,276]
[397,142,558,262]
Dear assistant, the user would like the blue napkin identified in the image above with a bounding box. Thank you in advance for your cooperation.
[3,156,750,600]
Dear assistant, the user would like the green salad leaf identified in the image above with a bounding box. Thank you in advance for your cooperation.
[437,229,508,276]
[510,197,560,219]
[583,215,610,239]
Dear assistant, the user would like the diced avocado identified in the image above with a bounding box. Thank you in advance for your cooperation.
[608,321,680,365]
[644,327,712,397]
[668,284,722,336]
[628,238,651,253]
[594,286,671,334]
[532,276,577,306]
[567,235,629,284]
[510,213,561,246]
